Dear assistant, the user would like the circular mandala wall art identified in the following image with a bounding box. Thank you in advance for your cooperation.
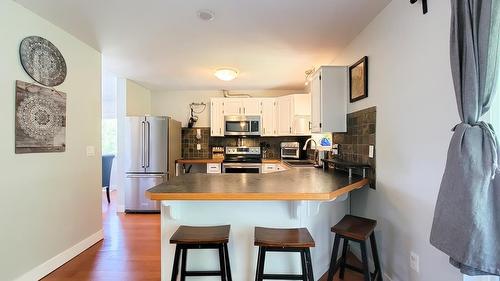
[15,80,66,154]
[19,36,67,87]
[17,94,64,141]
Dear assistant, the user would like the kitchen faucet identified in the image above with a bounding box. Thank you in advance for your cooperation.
[303,138,321,167]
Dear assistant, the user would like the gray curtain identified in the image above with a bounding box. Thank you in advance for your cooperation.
[430,0,500,276]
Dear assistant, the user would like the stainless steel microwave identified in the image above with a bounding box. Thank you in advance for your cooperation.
[224,115,261,136]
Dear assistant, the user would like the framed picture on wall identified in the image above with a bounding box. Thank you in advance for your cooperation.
[349,56,368,103]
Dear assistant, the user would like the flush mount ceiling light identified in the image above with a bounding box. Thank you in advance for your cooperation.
[214,68,239,81]
[197,9,215,21]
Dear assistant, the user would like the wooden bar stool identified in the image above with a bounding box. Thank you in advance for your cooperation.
[170,225,232,281]
[327,215,382,281]
[254,227,315,281]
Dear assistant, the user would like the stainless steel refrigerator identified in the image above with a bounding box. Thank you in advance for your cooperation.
[124,116,181,213]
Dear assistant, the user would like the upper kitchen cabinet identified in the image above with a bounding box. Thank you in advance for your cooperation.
[291,94,311,135]
[310,66,348,133]
[260,98,277,136]
[221,98,260,115]
[277,94,311,136]
[276,96,293,135]
[210,99,224,136]
[210,95,311,137]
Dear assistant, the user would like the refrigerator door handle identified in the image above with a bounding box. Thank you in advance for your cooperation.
[141,121,146,168]
[146,121,151,168]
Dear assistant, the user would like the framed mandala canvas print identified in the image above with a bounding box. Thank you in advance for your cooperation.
[15,80,66,153]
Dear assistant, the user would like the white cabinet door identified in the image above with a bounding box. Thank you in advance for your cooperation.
[210,99,224,136]
[291,94,311,135]
[241,99,261,115]
[223,99,242,115]
[310,66,347,133]
[277,96,292,135]
[310,71,322,133]
[261,99,276,136]
[293,94,311,116]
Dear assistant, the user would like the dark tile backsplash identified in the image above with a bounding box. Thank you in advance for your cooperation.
[181,127,310,160]
[181,128,211,159]
[332,106,376,188]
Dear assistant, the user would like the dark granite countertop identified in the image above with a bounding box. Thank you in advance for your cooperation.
[146,167,368,201]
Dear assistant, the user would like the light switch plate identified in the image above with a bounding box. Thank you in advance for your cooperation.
[410,251,420,273]
[86,146,95,157]
[369,145,374,158]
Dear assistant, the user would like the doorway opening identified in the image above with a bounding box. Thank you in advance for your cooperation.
[101,70,118,209]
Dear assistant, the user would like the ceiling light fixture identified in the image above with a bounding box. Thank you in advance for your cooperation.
[197,9,215,21]
[214,68,239,81]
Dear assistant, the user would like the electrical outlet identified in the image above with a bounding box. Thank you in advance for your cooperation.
[410,251,420,273]
[196,143,201,150]
[369,145,375,158]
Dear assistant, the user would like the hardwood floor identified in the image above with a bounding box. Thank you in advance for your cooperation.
[42,191,365,281]
[42,191,161,281]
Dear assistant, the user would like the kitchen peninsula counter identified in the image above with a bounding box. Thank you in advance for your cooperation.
[148,167,369,281]
[146,167,368,201]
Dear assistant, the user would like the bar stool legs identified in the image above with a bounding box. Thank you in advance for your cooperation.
[171,247,181,281]
[171,243,232,281]
[327,233,383,281]
[254,246,314,281]
[327,234,341,281]
[328,215,383,281]
[339,239,349,279]
[224,244,232,280]
[304,248,314,281]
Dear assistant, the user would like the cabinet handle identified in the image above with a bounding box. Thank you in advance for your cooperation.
[219,128,222,134]
[289,127,292,134]
[239,108,241,114]
[244,107,246,114]
[309,121,312,130]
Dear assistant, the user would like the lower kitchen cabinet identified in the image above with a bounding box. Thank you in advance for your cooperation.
[262,163,287,173]
[206,163,222,174]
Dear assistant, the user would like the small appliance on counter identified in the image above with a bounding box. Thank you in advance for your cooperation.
[222,146,262,173]
[280,142,300,159]
[212,146,225,159]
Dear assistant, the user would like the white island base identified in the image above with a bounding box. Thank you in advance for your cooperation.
[160,195,348,281]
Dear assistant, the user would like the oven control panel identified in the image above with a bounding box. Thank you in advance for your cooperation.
[225,146,261,155]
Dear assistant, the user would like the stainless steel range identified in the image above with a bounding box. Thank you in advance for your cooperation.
[223,146,262,173]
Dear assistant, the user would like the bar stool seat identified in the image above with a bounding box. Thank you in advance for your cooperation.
[331,215,377,241]
[254,227,315,281]
[254,227,315,248]
[328,215,382,281]
[170,225,230,244]
[170,225,232,281]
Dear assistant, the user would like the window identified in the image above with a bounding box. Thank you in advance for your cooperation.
[102,118,117,155]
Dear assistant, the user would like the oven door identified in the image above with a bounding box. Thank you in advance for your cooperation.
[222,163,262,173]
[281,147,300,159]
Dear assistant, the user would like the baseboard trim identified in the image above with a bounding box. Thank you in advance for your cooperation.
[14,229,103,281]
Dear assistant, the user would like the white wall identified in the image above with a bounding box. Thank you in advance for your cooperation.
[0,1,102,281]
[126,79,151,116]
[151,90,304,127]
[331,1,462,281]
